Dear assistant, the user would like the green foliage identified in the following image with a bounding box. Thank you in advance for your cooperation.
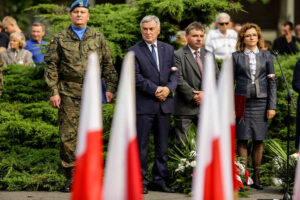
[0,64,115,191]
[26,0,242,64]
[0,65,48,103]
[261,139,298,191]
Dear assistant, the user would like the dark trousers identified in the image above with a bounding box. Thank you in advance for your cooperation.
[137,112,171,185]
[174,115,198,148]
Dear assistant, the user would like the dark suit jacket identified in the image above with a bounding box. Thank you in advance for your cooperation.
[233,50,277,110]
[173,46,206,115]
[128,40,178,115]
[292,59,300,149]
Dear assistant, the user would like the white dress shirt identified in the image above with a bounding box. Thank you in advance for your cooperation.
[205,29,237,59]
[244,47,259,84]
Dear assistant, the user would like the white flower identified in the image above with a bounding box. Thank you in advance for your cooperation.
[290,152,299,161]
[180,158,187,163]
[272,177,283,186]
[191,161,196,167]
[190,150,196,158]
[273,156,282,170]
[175,164,185,172]
[185,161,191,167]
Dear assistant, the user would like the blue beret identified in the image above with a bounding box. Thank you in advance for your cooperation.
[70,0,90,12]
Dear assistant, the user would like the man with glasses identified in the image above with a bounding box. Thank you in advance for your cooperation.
[205,12,237,59]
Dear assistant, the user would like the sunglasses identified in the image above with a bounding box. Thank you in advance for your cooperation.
[218,22,229,26]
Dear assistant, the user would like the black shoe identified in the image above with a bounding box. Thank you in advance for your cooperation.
[143,185,148,194]
[62,167,73,193]
[153,183,175,193]
[63,178,71,192]
[251,184,263,190]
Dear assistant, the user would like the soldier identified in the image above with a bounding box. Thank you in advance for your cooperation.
[44,0,118,192]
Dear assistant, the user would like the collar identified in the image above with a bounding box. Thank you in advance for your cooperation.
[188,45,200,55]
[145,41,158,48]
[244,47,259,55]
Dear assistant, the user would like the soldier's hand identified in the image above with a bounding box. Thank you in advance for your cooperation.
[106,92,114,103]
[267,109,276,119]
[50,94,61,108]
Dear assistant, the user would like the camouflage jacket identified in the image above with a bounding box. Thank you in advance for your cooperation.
[44,26,118,98]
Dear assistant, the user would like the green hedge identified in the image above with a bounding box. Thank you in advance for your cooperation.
[0,65,114,191]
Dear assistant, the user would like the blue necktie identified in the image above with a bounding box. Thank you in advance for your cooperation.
[151,44,158,68]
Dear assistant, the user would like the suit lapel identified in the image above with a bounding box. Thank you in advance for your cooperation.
[184,45,201,78]
[255,51,262,80]
[139,41,159,72]
[243,53,251,79]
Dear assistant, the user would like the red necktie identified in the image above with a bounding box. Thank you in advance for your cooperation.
[194,51,203,75]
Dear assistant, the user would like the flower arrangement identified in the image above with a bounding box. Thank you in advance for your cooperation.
[169,130,253,195]
[264,139,299,190]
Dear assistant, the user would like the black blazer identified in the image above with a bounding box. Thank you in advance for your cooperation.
[233,50,277,110]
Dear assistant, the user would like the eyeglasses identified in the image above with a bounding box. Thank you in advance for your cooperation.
[218,22,229,26]
[244,34,258,38]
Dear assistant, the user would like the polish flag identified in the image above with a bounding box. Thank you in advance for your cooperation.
[218,57,237,199]
[294,148,300,199]
[192,53,224,200]
[104,51,143,200]
[71,52,103,200]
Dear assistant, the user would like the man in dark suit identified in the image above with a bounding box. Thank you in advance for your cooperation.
[128,15,178,194]
[174,22,206,147]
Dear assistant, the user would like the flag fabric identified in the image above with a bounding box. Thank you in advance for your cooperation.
[192,53,225,200]
[218,57,237,198]
[294,148,300,199]
[104,51,143,200]
[71,52,104,200]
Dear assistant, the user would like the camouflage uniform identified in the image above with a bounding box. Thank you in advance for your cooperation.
[44,26,118,168]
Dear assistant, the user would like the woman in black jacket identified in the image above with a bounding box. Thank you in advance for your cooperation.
[233,23,277,190]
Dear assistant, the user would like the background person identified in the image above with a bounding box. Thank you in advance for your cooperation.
[128,15,178,194]
[233,23,277,190]
[295,24,300,39]
[2,16,23,35]
[25,22,46,64]
[0,32,34,67]
[272,21,300,55]
[0,21,9,53]
[44,0,118,192]
[205,12,237,59]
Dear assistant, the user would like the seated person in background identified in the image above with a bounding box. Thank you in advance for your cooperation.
[0,21,9,53]
[25,22,46,64]
[1,32,34,67]
[262,40,272,51]
[272,21,300,55]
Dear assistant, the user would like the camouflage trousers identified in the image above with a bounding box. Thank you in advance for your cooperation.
[59,95,81,168]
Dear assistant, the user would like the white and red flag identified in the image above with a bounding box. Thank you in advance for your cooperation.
[192,53,225,200]
[71,52,104,200]
[218,57,237,199]
[104,51,143,200]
